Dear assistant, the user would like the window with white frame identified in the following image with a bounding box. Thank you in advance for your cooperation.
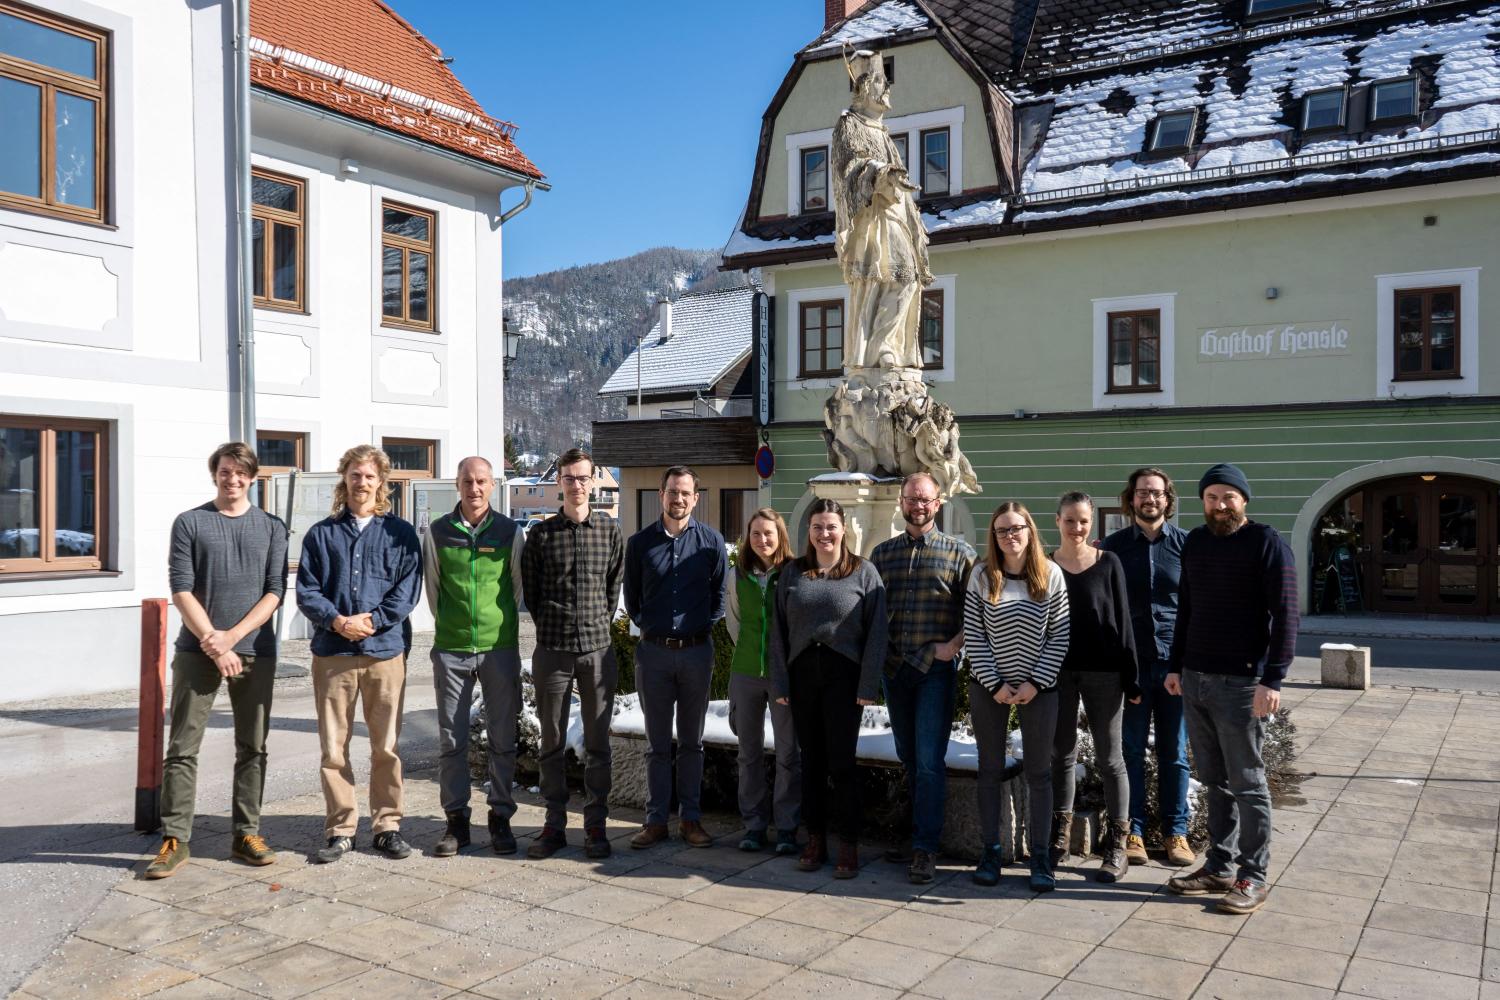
[0,415,107,573]
[1092,293,1175,409]
[784,106,963,217]
[919,128,949,197]
[1375,268,1478,398]
[800,146,828,213]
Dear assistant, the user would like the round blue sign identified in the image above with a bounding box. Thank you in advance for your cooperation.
[755,445,775,479]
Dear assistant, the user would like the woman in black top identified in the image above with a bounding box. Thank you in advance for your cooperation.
[1049,491,1141,882]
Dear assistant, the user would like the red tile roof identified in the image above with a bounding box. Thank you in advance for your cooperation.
[250,0,542,180]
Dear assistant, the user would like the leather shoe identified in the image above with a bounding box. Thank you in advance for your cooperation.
[630,823,670,849]
[908,848,936,884]
[1218,878,1270,914]
[1167,869,1236,895]
[679,820,713,848]
[834,839,859,879]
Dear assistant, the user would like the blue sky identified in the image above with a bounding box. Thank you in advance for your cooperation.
[396,2,827,279]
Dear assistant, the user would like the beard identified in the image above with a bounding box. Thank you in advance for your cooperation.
[903,508,933,529]
[1206,508,1247,536]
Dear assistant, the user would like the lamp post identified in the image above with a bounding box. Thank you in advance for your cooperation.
[503,317,522,380]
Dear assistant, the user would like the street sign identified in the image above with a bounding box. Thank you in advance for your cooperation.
[752,290,774,427]
[755,444,775,479]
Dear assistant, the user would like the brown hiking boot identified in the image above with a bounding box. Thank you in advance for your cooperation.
[1165,835,1195,867]
[527,825,567,859]
[584,827,612,859]
[144,837,189,879]
[680,820,713,848]
[630,823,669,849]
[1218,879,1270,914]
[1097,821,1129,883]
[232,834,276,867]
[1050,811,1072,866]
[1167,869,1236,896]
[1125,833,1148,865]
[834,839,859,879]
[798,833,828,871]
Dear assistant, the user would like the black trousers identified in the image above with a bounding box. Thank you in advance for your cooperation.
[789,644,863,840]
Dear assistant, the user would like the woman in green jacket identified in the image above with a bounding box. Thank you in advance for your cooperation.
[727,507,801,854]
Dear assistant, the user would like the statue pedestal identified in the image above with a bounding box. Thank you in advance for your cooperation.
[809,472,903,558]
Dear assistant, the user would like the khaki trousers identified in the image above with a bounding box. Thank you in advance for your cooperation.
[312,653,406,838]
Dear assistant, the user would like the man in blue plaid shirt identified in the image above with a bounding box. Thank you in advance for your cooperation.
[870,471,975,883]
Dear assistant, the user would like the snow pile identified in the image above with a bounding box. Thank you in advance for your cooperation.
[808,1,928,54]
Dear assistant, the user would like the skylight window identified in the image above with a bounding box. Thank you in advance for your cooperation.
[1302,88,1346,131]
[1246,0,1316,16]
[1371,78,1417,121]
[1147,111,1197,152]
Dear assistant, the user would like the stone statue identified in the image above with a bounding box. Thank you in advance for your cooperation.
[831,51,931,372]
[818,49,979,501]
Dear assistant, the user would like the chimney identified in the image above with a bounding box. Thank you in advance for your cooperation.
[825,0,863,31]
[657,298,673,342]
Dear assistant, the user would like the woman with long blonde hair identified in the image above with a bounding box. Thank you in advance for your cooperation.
[726,508,801,855]
[963,501,1070,891]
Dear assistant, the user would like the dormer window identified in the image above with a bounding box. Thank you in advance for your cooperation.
[1302,87,1346,131]
[1246,0,1318,17]
[1371,77,1417,122]
[801,146,828,212]
[1147,111,1197,153]
[920,128,950,197]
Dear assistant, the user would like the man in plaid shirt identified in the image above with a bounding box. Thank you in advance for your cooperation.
[870,472,975,884]
[520,447,624,860]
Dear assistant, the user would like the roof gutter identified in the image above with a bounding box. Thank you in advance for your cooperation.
[499,180,534,225]
[252,87,551,190]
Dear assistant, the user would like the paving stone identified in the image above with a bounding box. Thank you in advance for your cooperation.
[178,881,315,920]
[646,945,795,1000]
[712,916,846,965]
[748,968,901,1000]
[624,898,758,943]
[808,936,951,991]
[1067,945,1209,999]
[1216,936,1348,989]
[75,897,225,954]
[1003,899,1133,944]
[909,956,1058,999]
[1102,916,1233,965]
[146,923,294,975]
[469,868,595,906]
[685,876,804,917]
[1240,910,1362,956]
[767,892,891,933]
[240,895,384,940]
[398,889,531,937]
[598,983,705,1000]
[662,843,772,875]
[1388,840,1495,891]
[902,881,1032,925]
[613,861,722,899]
[1378,878,1491,916]
[210,942,371,1000]
[1483,948,1500,983]
[544,882,670,924]
[959,926,1094,977]
[310,913,457,964]
[1262,885,1375,925]
[860,906,990,954]
[315,871,448,913]
[552,925,699,976]
[1044,982,1157,999]
[1338,957,1481,1000]
[1366,900,1487,944]
[1132,896,1250,935]
[146,979,264,1000]
[304,966,456,999]
[386,936,537,990]
[1355,926,1484,977]
[114,864,247,906]
[475,903,609,951]
[1317,811,1409,840]
[1404,820,1498,852]
[20,951,197,999]
[1291,830,1401,878]
[469,955,629,1000]
[1192,969,1335,1000]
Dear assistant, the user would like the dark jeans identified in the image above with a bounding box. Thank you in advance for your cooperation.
[161,650,275,841]
[789,645,863,841]
[431,647,521,819]
[636,640,714,825]
[1182,668,1271,885]
[970,679,1056,861]
[728,673,801,834]
[1123,658,1190,837]
[1052,669,1128,823]
[534,646,617,830]
[883,661,956,853]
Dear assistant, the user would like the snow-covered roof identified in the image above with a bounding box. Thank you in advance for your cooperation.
[806,1,930,54]
[597,286,757,399]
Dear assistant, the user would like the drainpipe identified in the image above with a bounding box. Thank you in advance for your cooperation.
[497,180,535,518]
[234,0,256,454]
[499,180,535,226]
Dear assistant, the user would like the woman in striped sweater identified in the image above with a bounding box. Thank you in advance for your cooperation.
[964,501,1071,891]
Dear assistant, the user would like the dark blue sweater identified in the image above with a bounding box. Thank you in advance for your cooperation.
[1168,521,1300,690]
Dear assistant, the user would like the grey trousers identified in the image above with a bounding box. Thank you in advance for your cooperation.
[636,640,714,825]
[533,645,617,830]
[1052,670,1129,823]
[431,647,522,819]
[727,673,801,834]
[1182,668,1272,885]
[971,679,1057,861]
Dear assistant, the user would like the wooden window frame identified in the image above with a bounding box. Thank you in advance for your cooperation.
[381,436,436,520]
[254,430,306,511]
[920,288,944,371]
[798,299,844,378]
[0,1,109,224]
[251,168,306,313]
[1393,285,1461,381]
[1369,76,1418,124]
[800,146,828,214]
[1106,309,1163,394]
[380,200,438,332]
[891,131,910,173]
[919,127,950,197]
[0,415,107,575]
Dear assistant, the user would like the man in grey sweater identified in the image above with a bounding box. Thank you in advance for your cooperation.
[146,442,288,879]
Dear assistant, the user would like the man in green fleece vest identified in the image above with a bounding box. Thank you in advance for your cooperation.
[421,455,525,856]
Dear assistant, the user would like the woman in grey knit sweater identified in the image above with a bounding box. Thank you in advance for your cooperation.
[769,498,887,879]
[964,501,1071,892]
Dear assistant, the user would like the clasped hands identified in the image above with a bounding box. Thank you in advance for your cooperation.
[198,629,244,678]
[333,613,376,642]
[992,680,1038,706]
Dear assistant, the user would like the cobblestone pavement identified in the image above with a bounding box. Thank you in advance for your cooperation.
[12,681,1500,1000]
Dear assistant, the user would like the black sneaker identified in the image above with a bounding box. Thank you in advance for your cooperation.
[372,830,411,860]
[315,836,353,864]
[908,848,937,884]
[488,811,517,855]
[774,830,799,856]
[738,829,768,852]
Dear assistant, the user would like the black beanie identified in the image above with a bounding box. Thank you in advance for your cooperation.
[1198,463,1252,501]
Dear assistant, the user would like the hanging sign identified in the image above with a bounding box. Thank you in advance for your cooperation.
[752,290,774,426]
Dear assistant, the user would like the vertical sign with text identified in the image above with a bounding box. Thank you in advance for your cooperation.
[753,290,774,427]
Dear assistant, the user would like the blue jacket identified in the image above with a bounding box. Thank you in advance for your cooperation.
[296,511,422,659]
[1101,520,1187,665]
[624,517,727,639]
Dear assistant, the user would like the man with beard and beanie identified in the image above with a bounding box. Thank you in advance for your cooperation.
[421,456,526,858]
[623,465,728,849]
[870,471,974,883]
[1101,468,1193,868]
[1164,463,1298,915]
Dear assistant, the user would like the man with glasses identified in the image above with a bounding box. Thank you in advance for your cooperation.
[624,465,728,848]
[522,448,624,860]
[1165,463,1298,915]
[870,472,974,883]
[1101,467,1193,867]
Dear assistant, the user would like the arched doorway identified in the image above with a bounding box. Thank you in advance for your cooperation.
[1312,474,1498,616]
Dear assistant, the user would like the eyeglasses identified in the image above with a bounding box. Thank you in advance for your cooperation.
[560,475,592,486]
[1133,489,1167,499]
[662,489,695,500]
[901,496,938,507]
[993,525,1029,538]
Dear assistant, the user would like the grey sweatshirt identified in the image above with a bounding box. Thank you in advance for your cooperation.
[169,502,289,657]
[768,558,888,702]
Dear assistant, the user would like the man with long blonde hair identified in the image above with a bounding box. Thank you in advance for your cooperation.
[296,444,422,864]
